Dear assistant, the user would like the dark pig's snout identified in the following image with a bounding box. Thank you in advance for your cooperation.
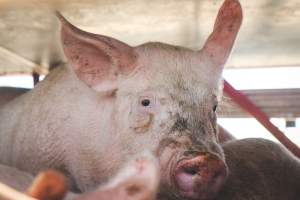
[173,153,227,200]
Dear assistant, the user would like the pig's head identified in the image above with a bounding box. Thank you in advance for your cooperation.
[57,0,242,199]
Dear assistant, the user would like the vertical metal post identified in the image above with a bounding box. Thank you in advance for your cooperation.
[32,72,40,86]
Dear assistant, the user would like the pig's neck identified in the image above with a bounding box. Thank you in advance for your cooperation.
[0,66,114,185]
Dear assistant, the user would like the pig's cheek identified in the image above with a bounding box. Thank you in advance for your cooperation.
[130,112,154,134]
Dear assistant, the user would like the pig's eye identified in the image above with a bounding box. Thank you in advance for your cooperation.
[141,99,151,107]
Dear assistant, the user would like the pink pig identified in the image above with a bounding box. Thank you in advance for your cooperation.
[0,0,242,200]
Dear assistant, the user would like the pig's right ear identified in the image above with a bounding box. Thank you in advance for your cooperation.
[200,0,242,77]
[56,12,137,92]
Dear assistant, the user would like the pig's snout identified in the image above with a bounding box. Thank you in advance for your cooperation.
[173,153,227,200]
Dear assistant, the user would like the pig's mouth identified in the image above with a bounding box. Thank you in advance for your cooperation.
[159,151,227,200]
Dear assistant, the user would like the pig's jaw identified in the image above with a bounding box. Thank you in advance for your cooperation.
[156,137,227,200]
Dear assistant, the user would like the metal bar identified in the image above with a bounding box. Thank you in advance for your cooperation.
[0,46,48,75]
[223,79,300,158]
[219,88,300,118]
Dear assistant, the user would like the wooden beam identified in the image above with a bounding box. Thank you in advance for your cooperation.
[0,46,48,75]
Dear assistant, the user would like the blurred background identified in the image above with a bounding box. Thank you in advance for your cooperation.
[0,0,299,145]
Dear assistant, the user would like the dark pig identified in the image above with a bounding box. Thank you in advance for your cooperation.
[216,138,300,200]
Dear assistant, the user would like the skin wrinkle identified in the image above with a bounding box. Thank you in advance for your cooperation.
[133,113,154,134]
[157,147,182,200]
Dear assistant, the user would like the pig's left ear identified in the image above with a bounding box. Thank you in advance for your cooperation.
[200,0,243,76]
[57,12,137,92]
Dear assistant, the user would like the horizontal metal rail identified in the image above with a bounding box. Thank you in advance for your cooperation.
[223,79,300,158]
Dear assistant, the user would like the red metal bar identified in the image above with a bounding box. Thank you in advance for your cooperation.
[223,80,300,158]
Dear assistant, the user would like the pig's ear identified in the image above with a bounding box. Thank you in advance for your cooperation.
[56,12,137,92]
[200,0,242,74]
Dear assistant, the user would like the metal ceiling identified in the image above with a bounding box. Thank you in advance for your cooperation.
[0,0,300,75]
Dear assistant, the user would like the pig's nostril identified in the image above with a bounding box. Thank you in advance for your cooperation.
[182,166,198,176]
[212,170,223,179]
[173,154,227,200]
